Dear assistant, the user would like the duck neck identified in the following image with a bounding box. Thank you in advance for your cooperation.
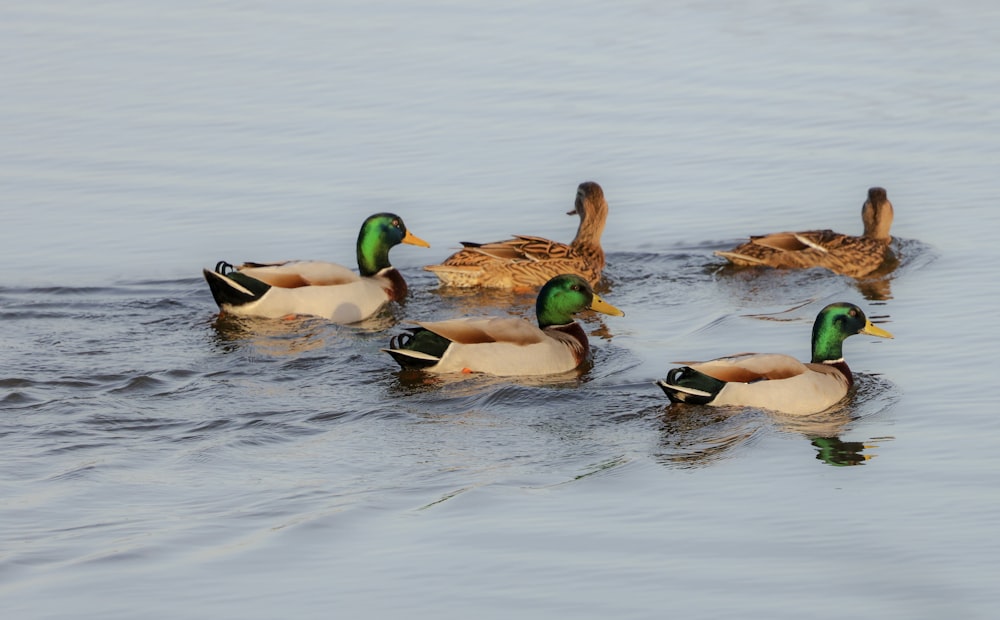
[811,323,845,364]
[571,203,608,253]
[382,267,407,301]
[547,322,589,359]
[536,291,584,328]
[357,236,391,277]
[862,199,893,241]
[537,310,573,330]
[812,313,845,364]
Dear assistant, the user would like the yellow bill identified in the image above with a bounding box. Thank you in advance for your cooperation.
[403,230,431,248]
[861,319,893,339]
[590,294,625,317]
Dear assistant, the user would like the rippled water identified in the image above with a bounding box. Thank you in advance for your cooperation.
[3,1,999,618]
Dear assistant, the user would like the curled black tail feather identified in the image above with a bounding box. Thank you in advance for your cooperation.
[388,329,416,351]
[657,366,725,405]
[202,265,271,309]
[384,327,452,370]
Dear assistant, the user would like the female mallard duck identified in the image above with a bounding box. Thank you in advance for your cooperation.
[384,273,623,375]
[203,213,429,323]
[715,187,894,277]
[656,302,893,415]
[424,181,608,290]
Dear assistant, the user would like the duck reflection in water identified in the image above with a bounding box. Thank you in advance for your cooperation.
[207,312,337,357]
[715,258,898,304]
[653,405,763,469]
[655,389,895,469]
[809,436,886,466]
[206,287,402,356]
[768,409,890,466]
[852,249,900,301]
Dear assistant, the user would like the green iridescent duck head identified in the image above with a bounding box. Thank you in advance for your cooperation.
[356,213,429,276]
[535,274,623,329]
[811,302,893,363]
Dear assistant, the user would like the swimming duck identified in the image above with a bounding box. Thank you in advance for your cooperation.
[657,302,892,415]
[424,181,608,290]
[203,213,429,323]
[383,273,624,375]
[715,187,895,277]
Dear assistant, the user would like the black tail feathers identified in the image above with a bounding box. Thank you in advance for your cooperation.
[202,264,271,308]
[384,328,451,370]
[656,366,725,405]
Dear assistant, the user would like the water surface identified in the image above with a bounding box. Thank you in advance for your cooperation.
[2,1,999,618]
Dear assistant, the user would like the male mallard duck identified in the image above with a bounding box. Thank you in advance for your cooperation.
[203,213,429,323]
[383,273,623,375]
[424,181,608,290]
[656,302,893,415]
[715,187,895,277]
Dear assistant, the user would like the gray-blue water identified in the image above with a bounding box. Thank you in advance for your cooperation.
[2,1,999,618]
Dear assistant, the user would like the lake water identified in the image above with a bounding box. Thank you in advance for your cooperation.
[2,1,999,618]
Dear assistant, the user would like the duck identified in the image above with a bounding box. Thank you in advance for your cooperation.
[424,181,608,290]
[656,302,893,415]
[202,213,429,323]
[383,273,624,375]
[715,187,895,277]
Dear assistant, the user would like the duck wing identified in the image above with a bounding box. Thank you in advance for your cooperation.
[682,353,808,382]
[237,261,361,288]
[451,235,576,263]
[415,317,548,345]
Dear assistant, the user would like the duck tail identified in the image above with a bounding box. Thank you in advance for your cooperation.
[714,250,766,266]
[202,262,271,309]
[656,366,725,405]
[382,328,450,370]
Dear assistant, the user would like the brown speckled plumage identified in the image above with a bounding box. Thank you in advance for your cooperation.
[715,187,895,278]
[425,181,608,289]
